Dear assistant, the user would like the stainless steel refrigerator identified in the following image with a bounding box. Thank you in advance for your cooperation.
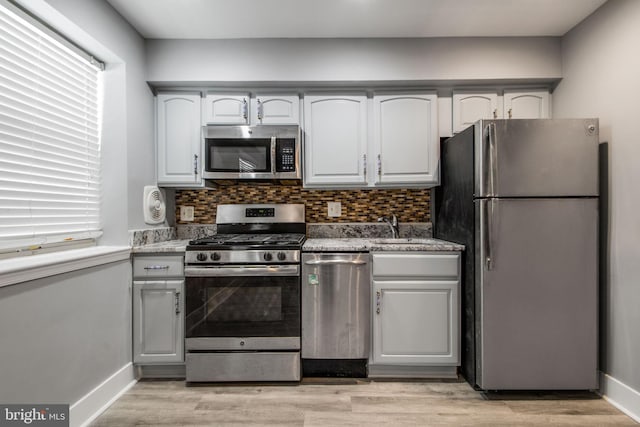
[434,119,599,390]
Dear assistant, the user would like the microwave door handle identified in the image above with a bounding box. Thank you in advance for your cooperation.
[271,136,277,174]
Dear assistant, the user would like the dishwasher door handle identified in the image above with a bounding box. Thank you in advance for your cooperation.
[303,259,368,266]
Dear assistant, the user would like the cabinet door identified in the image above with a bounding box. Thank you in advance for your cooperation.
[372,280,459,365]
[373,94,439,186]
[252,95,300,125]
[204,94,249,124]
[156,93,202,186]
[303,95,368,186]
[452,92,499,133]
[503,90,550,119]
[133,280,184,364]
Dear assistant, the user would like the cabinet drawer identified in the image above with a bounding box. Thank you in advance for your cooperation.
[133,255,184,278]
[372,252,460,278]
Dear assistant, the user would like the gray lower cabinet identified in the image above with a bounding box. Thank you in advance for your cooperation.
[370,252,460,376]
[132,255,184,364]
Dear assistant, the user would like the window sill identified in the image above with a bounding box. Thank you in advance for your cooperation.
[0,246,131,288]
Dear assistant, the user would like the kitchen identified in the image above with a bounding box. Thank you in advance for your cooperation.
[0,0,639,426]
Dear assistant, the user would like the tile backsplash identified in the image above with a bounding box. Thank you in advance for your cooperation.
[175,183,431,224]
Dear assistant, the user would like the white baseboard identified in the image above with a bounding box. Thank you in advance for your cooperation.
[70,363,137,427]
[600,372,640,423]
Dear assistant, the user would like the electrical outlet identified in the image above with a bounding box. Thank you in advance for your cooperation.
[180,206,194,222]
[327,201,342,217]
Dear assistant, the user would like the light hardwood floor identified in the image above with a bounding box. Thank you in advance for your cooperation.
[90,379,636,426]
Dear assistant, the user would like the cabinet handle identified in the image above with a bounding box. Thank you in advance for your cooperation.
[508,108,512,119]
[377,154,382,178]
[143,265,170,270]
[493,109,497,119]
[193,154,198,176]
[376,291,381,314]
[175,291,181,315]
[257,99,263,121]
[363,154,367,180]
[242,98,248,120]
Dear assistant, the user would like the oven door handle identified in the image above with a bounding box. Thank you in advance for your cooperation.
[185,265,300,277]
[303,259,367,266]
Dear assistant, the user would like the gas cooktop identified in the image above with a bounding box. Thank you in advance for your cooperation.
[187,233,306,249]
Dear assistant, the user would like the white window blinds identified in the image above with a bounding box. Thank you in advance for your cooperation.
[0,2,102,252]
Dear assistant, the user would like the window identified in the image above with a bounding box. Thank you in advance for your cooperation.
[0,1,103,255]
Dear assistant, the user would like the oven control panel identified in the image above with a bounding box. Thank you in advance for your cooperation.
[186,250,300,265]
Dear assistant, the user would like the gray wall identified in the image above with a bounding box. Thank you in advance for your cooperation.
[146,37,562,85]
[554,0,640,392]
[0,261,131,404]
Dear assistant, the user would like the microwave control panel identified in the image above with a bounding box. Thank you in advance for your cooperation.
[275,138,297,172]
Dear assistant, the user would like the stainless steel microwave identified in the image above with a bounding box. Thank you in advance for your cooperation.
[203,125,301,180]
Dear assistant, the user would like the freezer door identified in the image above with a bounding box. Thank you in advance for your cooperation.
[475,198,598,390]
[474,119,599,198]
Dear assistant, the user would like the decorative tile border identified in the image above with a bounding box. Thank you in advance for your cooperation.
[175,184,431,224]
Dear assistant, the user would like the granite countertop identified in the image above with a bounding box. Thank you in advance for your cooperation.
[303,238,464,252]
[131,239,190,254]
[132,237,464,254]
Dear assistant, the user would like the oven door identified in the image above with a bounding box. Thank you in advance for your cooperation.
[185,265,300,351]
[203,137,274,179]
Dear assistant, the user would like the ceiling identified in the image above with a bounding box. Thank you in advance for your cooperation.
[106,0,606,39]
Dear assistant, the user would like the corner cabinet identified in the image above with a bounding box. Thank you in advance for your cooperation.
[303,95,368,186]
[369,252,460,378]
[373,94,439,186]
[132,255,184,365]
[503,90,550,119]
[156,92,204,187]
[452,89,550,134]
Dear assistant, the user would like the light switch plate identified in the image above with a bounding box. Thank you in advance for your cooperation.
[327,201,342,217]
[180,205,194,222]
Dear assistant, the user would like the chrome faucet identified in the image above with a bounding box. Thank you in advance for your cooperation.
[378,214,399,238]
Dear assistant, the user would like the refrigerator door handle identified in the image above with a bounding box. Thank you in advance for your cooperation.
[484,199,494,270]
[488,122,498,197]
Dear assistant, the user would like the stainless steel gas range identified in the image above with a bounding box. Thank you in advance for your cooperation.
[184,204,305,382]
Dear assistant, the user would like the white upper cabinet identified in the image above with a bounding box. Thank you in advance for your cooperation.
[373,94,439,186]
[452,91,499,133]
[303,95,368,187]
[156,92,203,187]
[251,95,300,125]
[204,93,249,124]
[503,90,550,119]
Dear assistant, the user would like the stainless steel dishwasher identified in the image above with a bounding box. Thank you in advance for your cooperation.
[301,252,370,377]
